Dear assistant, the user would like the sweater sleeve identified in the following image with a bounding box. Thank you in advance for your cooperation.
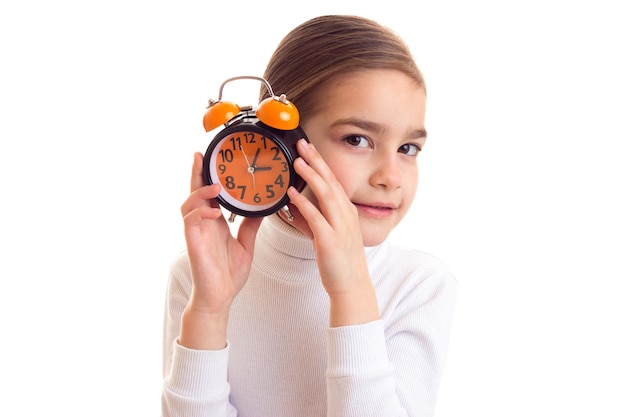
[162,342,235,417]
[161,252,237,417]
[326,321,401,416]
[325,269,457,417]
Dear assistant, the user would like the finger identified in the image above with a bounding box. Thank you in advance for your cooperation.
[189,152,223,209]
[181,183,222,217]
[182,205,224,228]
[293,155,351,219]
[287,186,330,238]
[296,139,336,181]
[294,157,332,201]
[295,140,347,204]
[292,149,359,237]
[190,152,207,192]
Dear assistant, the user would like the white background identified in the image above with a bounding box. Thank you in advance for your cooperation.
[1,0,624,416]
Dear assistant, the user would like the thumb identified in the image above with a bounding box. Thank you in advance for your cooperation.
[237,216,264,253]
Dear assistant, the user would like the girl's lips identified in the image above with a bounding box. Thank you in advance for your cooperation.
[353,203,396,218]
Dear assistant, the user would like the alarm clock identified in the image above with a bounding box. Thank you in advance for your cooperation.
[202,76,308,222]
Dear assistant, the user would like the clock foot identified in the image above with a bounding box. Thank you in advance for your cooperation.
[228,212,237,223]
[280,205,294,222]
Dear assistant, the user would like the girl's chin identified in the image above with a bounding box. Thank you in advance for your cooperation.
[359,223,393,247]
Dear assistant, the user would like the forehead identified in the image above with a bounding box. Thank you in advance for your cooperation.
[310,69,426,130]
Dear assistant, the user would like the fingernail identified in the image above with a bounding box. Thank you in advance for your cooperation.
[299,138,309,148]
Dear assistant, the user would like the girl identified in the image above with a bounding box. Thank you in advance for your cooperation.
[162,14,457,417]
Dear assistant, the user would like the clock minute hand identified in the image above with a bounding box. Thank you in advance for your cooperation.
[239,145,256,190]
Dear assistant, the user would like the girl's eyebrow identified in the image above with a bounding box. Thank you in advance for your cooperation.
[330,117,427,139]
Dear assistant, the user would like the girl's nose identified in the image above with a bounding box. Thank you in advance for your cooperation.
[370,156,402,189]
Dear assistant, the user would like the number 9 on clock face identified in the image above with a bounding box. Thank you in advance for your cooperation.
[203,123,306,218]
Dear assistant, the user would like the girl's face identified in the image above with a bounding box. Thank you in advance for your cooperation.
[300,69,427,246]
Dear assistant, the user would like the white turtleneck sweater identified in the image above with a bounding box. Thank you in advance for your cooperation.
[162,215,457,417]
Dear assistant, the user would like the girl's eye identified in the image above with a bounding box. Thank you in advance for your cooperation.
[344,135,370,148]
[399,143,422,156]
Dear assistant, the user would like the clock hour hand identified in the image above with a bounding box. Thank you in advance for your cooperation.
[250,147,261,168]
[254,166,272,172]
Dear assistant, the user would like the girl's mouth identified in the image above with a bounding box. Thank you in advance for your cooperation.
[353,203,396,218]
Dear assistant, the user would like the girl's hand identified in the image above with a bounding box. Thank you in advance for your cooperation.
[287,140,379,326]
[179,152,263,349]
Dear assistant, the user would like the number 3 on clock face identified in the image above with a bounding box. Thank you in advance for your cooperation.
[203,123,306,218]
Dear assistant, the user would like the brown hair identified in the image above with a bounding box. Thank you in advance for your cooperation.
[261,15,424,122]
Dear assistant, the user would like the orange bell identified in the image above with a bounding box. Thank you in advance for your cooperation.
[256,94,299,131]
[203,101,240,132]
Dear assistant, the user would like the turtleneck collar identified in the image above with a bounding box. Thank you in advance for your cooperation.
[256,214,387,262]
[257,214,316,260]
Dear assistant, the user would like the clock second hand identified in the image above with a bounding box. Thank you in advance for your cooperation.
[239,145,256,190]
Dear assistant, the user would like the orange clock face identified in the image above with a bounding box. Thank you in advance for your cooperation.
[207,129,291,212]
